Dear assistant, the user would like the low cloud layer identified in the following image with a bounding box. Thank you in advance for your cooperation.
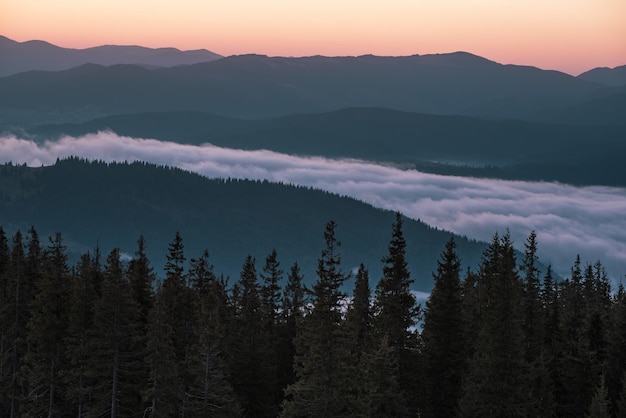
[2,131,626,280]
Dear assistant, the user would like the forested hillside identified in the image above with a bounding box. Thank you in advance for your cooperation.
[0,158,487,289]
[0,218,623,416]
[23,108,626,187]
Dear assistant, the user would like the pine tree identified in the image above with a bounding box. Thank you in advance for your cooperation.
[188,253,242,417]
[64,251,100,417]
[22,233,72,417]
[260,249,284,416]
[281,221,354,417]
[587,375,611,418]
[345,263,372,361]
[127,235,155,328]
[458,232,529,417]
[144,285,180,418]
[372,212,419,414]
[344,264,372,415]
[521,231,554,416]
[87,248,143,417]
[1,231,33,417]
[422,237,464,418]
[160,231,196,416]
[559,255,595,416]
[0,227,11,413]
[277,262,306,397]
[228,255,266,417]
[125,236,155,414]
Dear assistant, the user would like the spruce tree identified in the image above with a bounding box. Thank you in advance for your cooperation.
[125,236,155,414]
[64,251,100,417]
[187,251,242,417]
[372,212,419,414]
[22,233,72,416]
[344,264,372,415]
[144,285,180,417]
[521,231,553,416]
[281,221,354,417]
[277,262,306,397]
[160,231,195,416]
[458,232,529,417]
[587,375,611,418]
[87,248,143,417]
[0,227,10,413]
[422,237,464,418]
[260,249,284,416]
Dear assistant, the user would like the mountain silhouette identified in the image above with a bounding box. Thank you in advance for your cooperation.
[578,65,626,87]
[0,35,222,77]
[0,52,612,124]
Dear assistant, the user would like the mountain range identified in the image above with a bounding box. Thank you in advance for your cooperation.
[0,35,222,77]
[1,49,623,126]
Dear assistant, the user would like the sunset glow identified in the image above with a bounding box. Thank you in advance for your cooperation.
[2,0,625,74]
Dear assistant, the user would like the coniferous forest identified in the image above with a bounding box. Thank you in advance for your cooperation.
[1,215,625,417]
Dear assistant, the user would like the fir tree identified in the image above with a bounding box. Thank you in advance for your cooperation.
[188,256,242,417]
[228,255,266,417]
[87,248,143,417]
[422,237,464,418]
[260,249,284,416]
[22,233,72,417]
[64,251,100,417]
[372,212,419,414]
[459,232,529,417]
[144,285,180,417]
[281,221,354,417]
[587,375,611,418]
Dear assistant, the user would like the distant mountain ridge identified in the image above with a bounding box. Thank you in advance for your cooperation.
[0,35,223,77]
[1,49,616,123]
[578,65,626,87]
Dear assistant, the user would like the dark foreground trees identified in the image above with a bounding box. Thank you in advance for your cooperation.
[0,220,623,417]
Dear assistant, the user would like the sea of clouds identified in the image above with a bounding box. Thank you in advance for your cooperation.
[2,131,625,281]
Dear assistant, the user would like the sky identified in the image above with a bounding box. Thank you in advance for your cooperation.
[2,132,626,282]
[2,0,625,75]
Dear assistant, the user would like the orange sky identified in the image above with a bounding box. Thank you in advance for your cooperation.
[2,0,625,75]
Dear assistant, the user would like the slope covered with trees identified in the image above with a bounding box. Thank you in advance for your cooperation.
[0,158,487,290]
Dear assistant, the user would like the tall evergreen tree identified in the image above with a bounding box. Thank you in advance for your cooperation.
[0,227,11,413]
[144,285,180,418]
[459,232,529,417]
[372,212,419,415]
[281,221,355,417]
[521,231,554,416]
[1,231,32,417]
[187,250,242,417]
[422,237,464,418]
[125,236,155,414]
[587,375,611,418]
[87,248,143,417]
[277,262,306,396]
[22,233,72,417]
[64,251,100,417]
[260,249,284,416]
[344,264,372,416]
[228,255,267,417]
[559,255,595,416]
[160,231,196,416]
